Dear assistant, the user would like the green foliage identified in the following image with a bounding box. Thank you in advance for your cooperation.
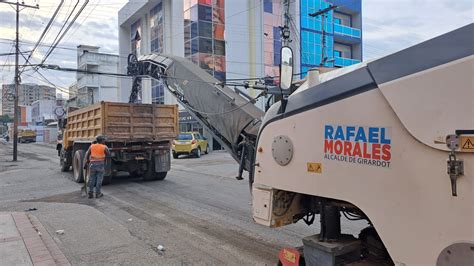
[0,114,13,124]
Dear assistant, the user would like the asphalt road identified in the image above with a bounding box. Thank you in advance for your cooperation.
[0,142,367,265]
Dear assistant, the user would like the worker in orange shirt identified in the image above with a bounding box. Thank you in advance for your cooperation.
[84,135,110,198]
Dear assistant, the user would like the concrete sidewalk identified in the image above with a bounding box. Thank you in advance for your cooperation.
[0,212,70,266]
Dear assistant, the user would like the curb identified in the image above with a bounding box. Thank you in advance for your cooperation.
[12,212,70,266]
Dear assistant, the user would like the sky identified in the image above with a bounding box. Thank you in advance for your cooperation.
[0,0,472,98]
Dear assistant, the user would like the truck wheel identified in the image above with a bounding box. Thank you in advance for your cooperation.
[60,149,70,172]
[155,172,167,180]
[205,145,209,154]
[172,152,179,159]
[72,150,85,183]
[102,175,112,185]
[195,148,201,158]
[144,171,167,181]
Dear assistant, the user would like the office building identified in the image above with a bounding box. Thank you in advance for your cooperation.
[1,83,55,117]
[74,45,120,107]
[118,0,362,150]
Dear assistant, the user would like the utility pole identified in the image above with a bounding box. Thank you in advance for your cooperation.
[309,4,337,67]
[281,0,291,46]
[0,0,39,161]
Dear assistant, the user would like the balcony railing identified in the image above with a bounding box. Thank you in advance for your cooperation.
[334,23,361,38]
[334,56,360,67]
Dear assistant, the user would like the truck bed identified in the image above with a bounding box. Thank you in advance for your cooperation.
[65,102,178,143]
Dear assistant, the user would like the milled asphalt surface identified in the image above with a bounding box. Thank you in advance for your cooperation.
[0,142,367,265]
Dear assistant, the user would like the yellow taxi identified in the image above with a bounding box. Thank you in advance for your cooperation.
[172,132,209,158]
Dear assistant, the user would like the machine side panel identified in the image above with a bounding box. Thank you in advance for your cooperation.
[377,56,474,151]
[254,88,473,265]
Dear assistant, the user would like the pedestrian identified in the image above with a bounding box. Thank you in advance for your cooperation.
[83,135,110,199]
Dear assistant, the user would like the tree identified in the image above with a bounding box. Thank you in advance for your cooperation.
[0,114,13,124]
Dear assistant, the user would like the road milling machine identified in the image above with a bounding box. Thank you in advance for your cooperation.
[127,24,473,265]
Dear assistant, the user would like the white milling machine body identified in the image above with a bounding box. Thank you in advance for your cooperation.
[128,24,473,265]
[253,24,473,265]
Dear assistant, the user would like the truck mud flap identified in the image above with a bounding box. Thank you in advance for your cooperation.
[154,150,170,173]
[105,158,112,176]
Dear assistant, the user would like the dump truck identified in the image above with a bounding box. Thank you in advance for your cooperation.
[57,102,178,184]
[15,129,37,143]
[128,24,473,265]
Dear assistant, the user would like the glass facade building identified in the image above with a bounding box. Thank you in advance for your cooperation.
[263,0,282,84]
[150,2,165,104]
[183,0,226,81]
[300,0,362,76]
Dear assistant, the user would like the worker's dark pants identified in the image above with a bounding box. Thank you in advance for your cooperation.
[88,163,104,194]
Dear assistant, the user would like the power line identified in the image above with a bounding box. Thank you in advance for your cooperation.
[20,0,65,74]
[36,0,88,67]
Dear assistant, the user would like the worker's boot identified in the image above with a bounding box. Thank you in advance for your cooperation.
[88,192,93,199]
[96,192,103,198]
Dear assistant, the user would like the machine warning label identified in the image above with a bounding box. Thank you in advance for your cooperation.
[307,162,322,173]
[324,125,392,168]
[460,136,474,151]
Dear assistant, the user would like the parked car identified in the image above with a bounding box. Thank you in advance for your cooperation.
[172,132,209,158]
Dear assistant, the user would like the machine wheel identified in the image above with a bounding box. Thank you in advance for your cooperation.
[205,145,209,154]
[59,149,70,172]
[72,150,85,183]
[194,148,201,158]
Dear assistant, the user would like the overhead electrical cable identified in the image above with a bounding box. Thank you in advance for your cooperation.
[20,0,65,74]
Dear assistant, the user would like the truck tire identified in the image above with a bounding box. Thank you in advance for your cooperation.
[154,172,167,180]
[143,159,167,181]
[144,171,167,181]
[205,145,209,154]
[102,175,112,185]
[172,152,179,159]
[72,150,85,183]
[59,149,70,172]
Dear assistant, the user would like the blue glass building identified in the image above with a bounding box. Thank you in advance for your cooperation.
[300,0,362,76]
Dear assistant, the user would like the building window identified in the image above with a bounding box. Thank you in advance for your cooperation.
[264,0,272,13]
[198,5,212,21]
[183,0,226,81]
[263,0,282,84]
[198,21,212,38]
[300,0,335,70]
[130,19,141,56]
[198,37,213,53]
[150,2,164,53]
[152,80,165,104]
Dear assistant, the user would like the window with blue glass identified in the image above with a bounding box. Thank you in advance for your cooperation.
[264,0,272,13]
[198,5,212,21]
[184,0,226,82]
[198,21,212,38]
[150,3,164,53]
[152,80,164,104]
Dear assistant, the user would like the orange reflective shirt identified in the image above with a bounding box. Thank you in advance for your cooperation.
[90,143,107,161]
